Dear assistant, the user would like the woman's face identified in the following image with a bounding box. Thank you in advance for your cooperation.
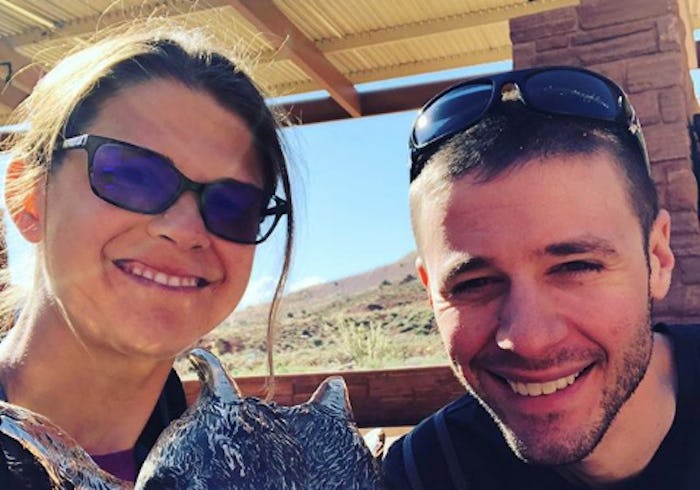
[35,79,263,360]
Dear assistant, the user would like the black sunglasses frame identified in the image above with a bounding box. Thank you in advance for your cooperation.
[409,66,649,182]
[60,134,289,244]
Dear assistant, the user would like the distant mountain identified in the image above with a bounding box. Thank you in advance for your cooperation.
[235,251,420,319]
[194,251,445,376]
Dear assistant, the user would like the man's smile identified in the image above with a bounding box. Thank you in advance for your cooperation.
[506,371,581,397]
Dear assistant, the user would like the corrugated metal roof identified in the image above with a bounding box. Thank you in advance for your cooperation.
[0,0,697,124]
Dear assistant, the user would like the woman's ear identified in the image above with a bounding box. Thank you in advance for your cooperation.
[5,160,45,244]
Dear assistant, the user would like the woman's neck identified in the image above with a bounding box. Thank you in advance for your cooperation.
[0,295,175,454]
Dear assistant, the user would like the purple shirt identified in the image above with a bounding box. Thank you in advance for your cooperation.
[91,448,137,482]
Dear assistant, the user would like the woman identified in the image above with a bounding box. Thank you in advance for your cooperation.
[0,21,293,484]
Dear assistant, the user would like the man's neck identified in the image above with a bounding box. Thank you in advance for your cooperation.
[558,332,677,488]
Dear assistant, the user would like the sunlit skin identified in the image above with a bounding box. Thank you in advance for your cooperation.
[0,79,263,453]
[414,154,676,485]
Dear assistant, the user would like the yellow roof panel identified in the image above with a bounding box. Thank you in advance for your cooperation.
[6,0,696,124]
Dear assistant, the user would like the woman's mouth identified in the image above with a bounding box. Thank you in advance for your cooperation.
[115,259,209,288]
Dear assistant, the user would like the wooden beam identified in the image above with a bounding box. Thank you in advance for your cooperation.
[344,46,512,86]
[0,82,29,112]
[226,0,362,118]
[316,0,579,53]
[0,0,566,110]
[272,45,512,96]
[274,77,468,125]
[0,40,42,94]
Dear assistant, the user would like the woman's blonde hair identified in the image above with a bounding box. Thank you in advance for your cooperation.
[1,20,294,381]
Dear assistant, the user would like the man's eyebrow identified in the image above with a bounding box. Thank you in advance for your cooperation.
[442,256,491,284]
[543,238,619,257]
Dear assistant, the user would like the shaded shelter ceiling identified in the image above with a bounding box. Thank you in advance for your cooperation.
[1,0,700,126]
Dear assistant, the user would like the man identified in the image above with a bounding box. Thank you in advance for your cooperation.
[383,66,700,489]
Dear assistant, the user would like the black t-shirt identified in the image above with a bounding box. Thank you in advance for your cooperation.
[0,368,187,488]
[383,323,700,489]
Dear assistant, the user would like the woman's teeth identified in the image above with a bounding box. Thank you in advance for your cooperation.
[121,262,203,288]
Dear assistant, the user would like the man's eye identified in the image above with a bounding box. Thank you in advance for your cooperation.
[553,261,604,274]
[451,277,501,295]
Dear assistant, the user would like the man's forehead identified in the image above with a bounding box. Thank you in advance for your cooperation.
[415,152,637,244]
[436,149,628,194]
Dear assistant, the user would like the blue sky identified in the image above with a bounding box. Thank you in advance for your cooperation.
[3,55,700,309]
[243,109,422,306]
[241,60,513,307]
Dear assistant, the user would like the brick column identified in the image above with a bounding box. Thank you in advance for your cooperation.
[510,0,700,323]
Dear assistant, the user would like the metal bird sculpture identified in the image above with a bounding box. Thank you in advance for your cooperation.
[137,348,306,489]
[280,376,385,489]
[0,400,130,489]
[0,348,385,489]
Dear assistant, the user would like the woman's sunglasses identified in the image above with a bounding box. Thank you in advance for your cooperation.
[409,66,649,182]
[60,134,288,244]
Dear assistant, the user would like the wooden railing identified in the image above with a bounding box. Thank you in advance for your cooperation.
[183,364,465,428]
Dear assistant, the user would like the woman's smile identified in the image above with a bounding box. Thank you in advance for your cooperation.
[114,259,209,289]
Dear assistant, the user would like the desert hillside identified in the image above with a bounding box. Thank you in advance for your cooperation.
[186,251,445,376]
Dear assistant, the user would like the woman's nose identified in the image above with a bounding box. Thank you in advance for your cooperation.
[146,192,212,250]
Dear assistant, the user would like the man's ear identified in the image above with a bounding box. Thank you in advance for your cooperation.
[415,256,433,307]
[648,209,675,301]
[5,160,45,244]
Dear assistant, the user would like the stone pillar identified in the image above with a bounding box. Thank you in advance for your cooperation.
[510,0,700,324]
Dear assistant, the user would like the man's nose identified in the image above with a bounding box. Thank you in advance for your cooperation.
[495,280,568,357]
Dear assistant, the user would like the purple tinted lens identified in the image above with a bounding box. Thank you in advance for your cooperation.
[91,144,181,213]
[201,181,266,243]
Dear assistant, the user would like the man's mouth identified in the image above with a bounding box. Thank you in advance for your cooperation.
[506,371,582,397]
[115,260,209,288]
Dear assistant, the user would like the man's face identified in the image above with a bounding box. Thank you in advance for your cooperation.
[414,153,673,464]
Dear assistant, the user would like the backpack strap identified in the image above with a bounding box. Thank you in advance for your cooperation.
[434,406,470,489]
[401,406,470,490]
[402,428,425,490]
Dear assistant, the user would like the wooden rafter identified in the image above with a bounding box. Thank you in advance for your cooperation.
[271,45,512,97]
[2,0,362,117]
[0,0,591,126]
[225,0,362,118]
[0,40,42,93]
[275,77,469,125]
[315,0,580,53]
[0,39,41,113]
[0,82,29,113]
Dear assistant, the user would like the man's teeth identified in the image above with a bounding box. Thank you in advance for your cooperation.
[507,372,579,397]
[129,264,199,288]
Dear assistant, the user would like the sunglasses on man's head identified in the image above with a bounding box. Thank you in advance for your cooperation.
[60,134,288,244]
[409,66,650,182]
